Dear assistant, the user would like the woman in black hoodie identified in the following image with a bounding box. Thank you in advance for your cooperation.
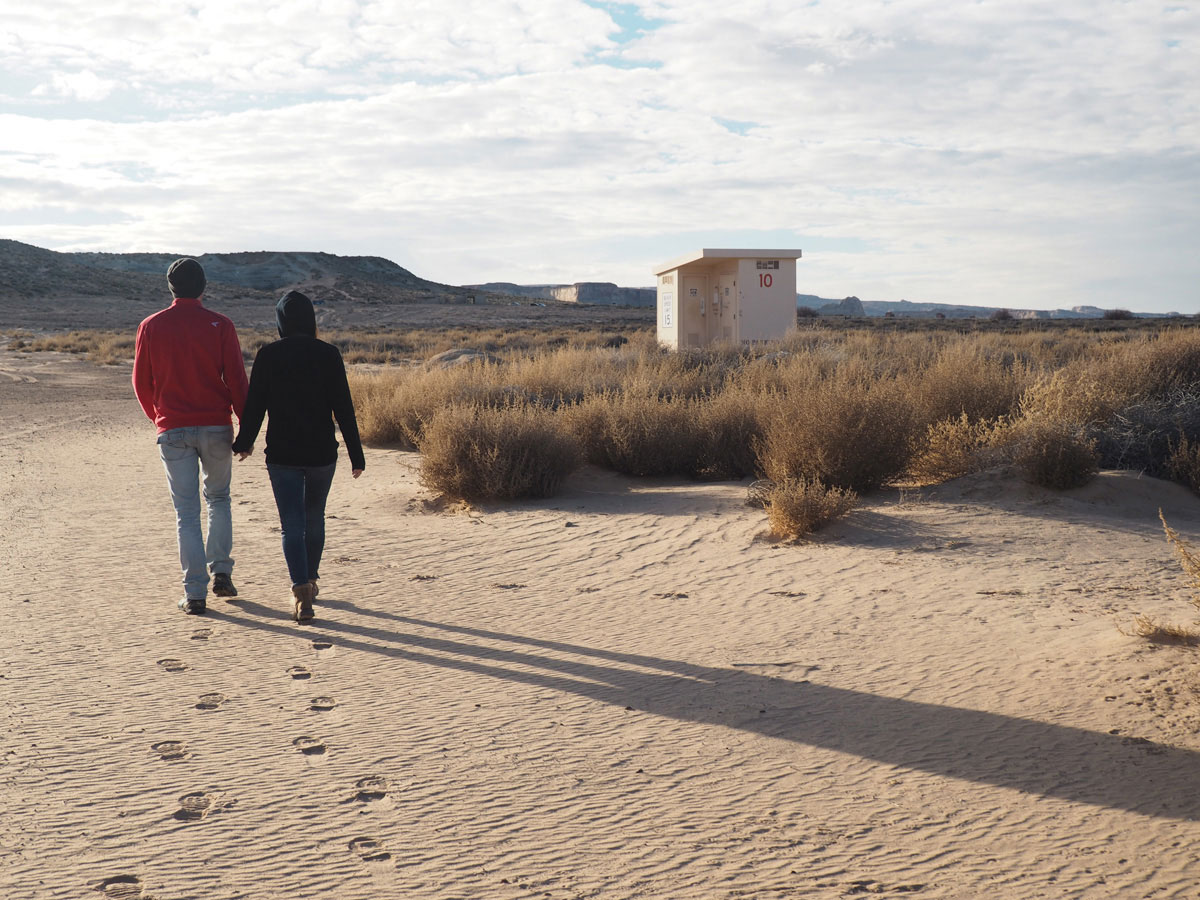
[233,291,365,622]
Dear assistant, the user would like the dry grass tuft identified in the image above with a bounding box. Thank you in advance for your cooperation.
[1160,509,1200,607]
[765,476,858,540]
[418,404,580,502]
[1122,511,1200,646]
[1124,616,1200,646]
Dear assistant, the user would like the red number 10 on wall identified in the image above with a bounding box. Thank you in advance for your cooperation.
[759,273,773,287]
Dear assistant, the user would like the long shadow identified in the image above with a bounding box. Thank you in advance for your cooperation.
[211,599,1200,821]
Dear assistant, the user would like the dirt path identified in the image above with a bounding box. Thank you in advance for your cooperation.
[3,350,1200,899]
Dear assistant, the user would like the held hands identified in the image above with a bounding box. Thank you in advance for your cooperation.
[231,444,360,478]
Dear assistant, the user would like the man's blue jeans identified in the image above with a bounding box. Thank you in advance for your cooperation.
[267,462,337,588]
[157,426,234,601]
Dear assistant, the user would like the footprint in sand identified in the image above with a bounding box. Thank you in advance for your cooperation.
[293,736,326,756]
[652,591,689,600]
[309,696,337,711]
[286,666,311,680]
[492,583,525,590]
[845,880,925,894]
[410,574,437,582]
[348,837,391,863]
[195,692,226,711]
[190,627,213,641]
[157,658,188,673]
[92,874,144,898]
[312,640,333,652]
[173,792,214,821]
[151,740,189,762]
[351,775,390,802]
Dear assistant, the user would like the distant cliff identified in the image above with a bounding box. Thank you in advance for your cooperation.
[468,281,655,307]
[858,299,1171,319]
[550,283,655,307]
[794,293,1169,319]
[817,296,866,316]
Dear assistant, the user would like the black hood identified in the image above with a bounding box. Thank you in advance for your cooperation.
[276,290,317,338]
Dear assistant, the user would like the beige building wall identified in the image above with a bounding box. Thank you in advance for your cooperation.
[655,249,801,349]
[656,269,680,347]
[736,256,798,342]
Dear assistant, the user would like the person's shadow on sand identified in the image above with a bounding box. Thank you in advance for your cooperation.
[210,598,1200,822]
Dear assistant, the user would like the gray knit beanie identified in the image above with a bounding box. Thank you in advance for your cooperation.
[167,258,206,298]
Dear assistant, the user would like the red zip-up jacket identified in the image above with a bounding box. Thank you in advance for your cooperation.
[132,297,249,433]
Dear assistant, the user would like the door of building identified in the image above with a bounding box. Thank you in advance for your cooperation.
[682,275,707,347]
[714,276,738,343]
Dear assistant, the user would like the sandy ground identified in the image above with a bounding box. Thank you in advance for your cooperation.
[4,348,1200,900]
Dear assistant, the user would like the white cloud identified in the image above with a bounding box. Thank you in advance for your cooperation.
[0,0,1197,311]
[31,70,117,101]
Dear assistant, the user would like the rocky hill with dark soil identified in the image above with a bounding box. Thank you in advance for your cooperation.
[0,240,653,333]
[0,240,511,330]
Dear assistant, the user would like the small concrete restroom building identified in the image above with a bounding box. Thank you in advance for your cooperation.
[654,248,802,349]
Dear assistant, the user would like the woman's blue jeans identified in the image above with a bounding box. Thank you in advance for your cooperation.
[266,461,336,587]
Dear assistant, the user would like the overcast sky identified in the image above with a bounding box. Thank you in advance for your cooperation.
[1,1,1197,312]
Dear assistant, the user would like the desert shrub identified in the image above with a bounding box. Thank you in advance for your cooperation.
[765,476,858,539]
[1167,435,1200,494]
[796,306,819,318]
[349,365,502,448]
[418,404,580,502]
[1088,389,1200,475]
[1104,309,1134,320]
[990,309,1013,321]
[1010,421,1098,489]
[351,372,415,446]
[912,341,1032,424]
[563,391,701,477]
[691,387,766,480]
[29,330,134,363]
[1067,329,1200,412]
[755,371,919,492]
[503,346,631,404]
[908,414,1008,483]
[1131,329,1200,393]
[1018,369,1125,427]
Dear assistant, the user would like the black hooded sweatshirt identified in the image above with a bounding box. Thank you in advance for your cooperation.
[232,291,365,470]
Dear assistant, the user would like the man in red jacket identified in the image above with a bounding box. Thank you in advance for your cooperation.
[133,258,249,615]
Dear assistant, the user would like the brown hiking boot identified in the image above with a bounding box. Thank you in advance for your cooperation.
[292,583,315,623]
[309,578,319,601]
[212,572,238,598]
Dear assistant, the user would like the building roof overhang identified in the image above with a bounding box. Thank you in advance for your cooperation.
[653,248,802,276]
